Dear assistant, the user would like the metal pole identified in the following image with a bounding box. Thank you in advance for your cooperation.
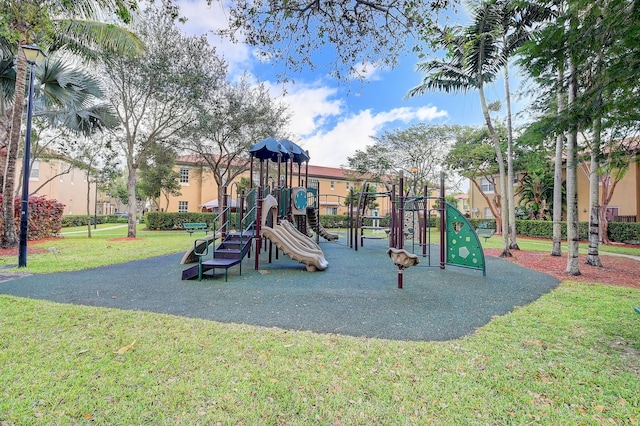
[440,172,446,270]
[18,62,37,267]
[398,172,404,250]
[94,179,98,229]
[254,186,262,271]
[423,185,428,257]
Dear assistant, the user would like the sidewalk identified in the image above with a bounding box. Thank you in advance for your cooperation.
[60,224,128,235]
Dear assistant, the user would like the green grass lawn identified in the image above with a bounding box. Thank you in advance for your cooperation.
[1,226,639,424]
[0,224,197,273]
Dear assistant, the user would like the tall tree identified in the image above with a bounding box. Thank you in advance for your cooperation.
[407,5,513,257]
[138,142,181,212]
[490,0,550,249]
[564,61,580,275]
[445,125,509,221]
[552,67,565,257]
[519,0,640,273]
[346,123,464,192]
[74,135,120,238]
[101,2,226,237]
[186,76,289,212]
[0,0,141,247]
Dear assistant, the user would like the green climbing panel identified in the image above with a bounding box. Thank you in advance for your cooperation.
[445,202,486,275]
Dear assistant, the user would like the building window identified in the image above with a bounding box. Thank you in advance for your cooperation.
[480,178,494,193]
[29,160,40,179]
[346,181,350,190]
[484,207,493,219]
[180,167,190,184]
[327,207,338,215]
[330,180,335,190]
[178,201,188,212]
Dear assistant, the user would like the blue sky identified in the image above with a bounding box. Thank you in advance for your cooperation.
[175,1,519,169]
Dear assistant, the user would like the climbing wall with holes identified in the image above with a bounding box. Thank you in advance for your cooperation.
[445,202,486,275]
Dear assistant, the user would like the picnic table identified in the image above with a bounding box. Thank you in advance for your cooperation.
[183,223,210,236]
[475,225,496,243]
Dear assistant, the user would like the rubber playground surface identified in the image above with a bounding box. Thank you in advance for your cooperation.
[0,238,559,341]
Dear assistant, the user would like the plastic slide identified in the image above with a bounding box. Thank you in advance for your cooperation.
[261,195,328,271]
[306,207,339,241]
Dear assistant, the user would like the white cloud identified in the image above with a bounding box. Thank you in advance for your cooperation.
[266,81,343,137]
[297,105,449,168]
[350,62,383,81]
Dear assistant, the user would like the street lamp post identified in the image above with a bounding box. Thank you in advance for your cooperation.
[18,44,46,268]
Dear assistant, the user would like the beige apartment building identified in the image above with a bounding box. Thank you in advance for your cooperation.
[468,160,640,223]
[164,155,393,217]
[12,157,122,216]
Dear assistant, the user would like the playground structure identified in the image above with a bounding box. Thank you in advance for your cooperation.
[260,194,328,271]
[181,137,484,286]
[348,172,486,288]
[182,137,333,280]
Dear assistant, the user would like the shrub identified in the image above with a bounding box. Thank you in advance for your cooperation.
[0,195,65,242]
[608,222,640,244]
[145,212,223,230]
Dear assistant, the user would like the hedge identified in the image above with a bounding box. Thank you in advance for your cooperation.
[141,212,639,244]
[467,218,638,244]
[145,211,229,231]
[61,214,131,228]
[608,221,640,244]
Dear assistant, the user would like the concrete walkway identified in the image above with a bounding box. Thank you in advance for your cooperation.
[60,224,128,235]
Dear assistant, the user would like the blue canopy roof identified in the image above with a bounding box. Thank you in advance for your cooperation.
[279,139,309,164]
[249,137,289,162]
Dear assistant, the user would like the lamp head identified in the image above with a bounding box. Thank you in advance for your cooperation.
[411,166,419,174]
[20,44,46,66]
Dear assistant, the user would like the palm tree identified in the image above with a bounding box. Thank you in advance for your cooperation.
[491,0,548,250]
[1,53,119,242]
[407,3,513,257]
[0,0,142,247]
[21,54,119,195]
[517,170,555,220]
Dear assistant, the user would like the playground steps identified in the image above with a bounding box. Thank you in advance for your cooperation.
[182,231,254,281]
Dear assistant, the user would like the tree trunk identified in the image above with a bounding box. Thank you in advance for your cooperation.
[478,82,511,258]
[551,68,565,257]
[86,171,93,238]
[585,116,602,267]
[503,47,519,250]
[565,64,581,276]
[585,205,602,267]
[598,188,611,245]
[127,164,137,238]
[2,48,28,248]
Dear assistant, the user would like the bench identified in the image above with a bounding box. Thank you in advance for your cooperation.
[475,227,496,243]
[183,223,209,236]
